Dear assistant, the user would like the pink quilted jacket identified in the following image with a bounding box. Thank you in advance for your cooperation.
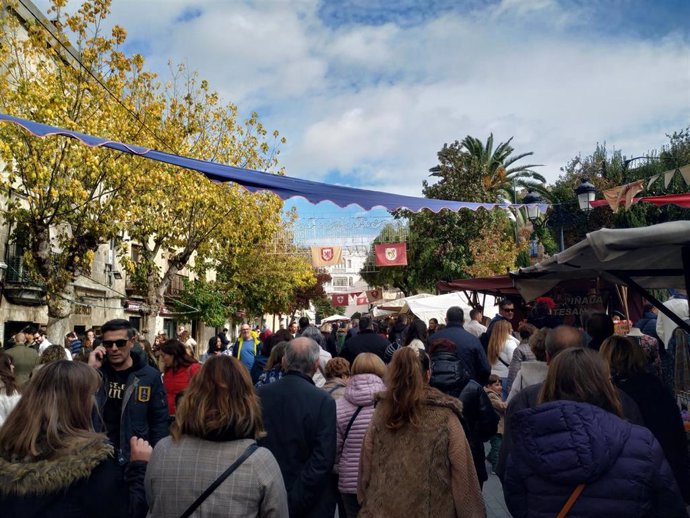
[335,373,386,494]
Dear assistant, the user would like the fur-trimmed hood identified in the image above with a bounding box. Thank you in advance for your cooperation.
[0,441,113,497]
[374,384,463,418]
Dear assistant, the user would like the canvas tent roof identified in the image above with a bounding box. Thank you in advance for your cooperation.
[512,221,690,302]
[321,314,351,323]
[376,293,435,312]
[402,292,498,324]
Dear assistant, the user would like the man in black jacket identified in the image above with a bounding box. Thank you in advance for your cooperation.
[340,315,389,364]
[89,319,169,466]
[431,306,491,385]
[257,337,337,518]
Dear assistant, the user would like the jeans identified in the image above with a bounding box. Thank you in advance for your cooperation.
[487,434,503,472]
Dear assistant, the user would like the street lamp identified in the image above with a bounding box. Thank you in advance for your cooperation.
[522,180,598,253]
[522,190,543,222]
[575,178,596,212]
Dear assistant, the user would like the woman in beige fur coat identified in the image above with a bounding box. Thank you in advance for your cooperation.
[358,348,486,518]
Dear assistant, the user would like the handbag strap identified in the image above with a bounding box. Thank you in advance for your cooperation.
[180,442,258,518]
[343,406,363,444]
[556,483,585,518]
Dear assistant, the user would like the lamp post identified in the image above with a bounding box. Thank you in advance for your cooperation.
[575,178,596,212]
[522,178,598,253]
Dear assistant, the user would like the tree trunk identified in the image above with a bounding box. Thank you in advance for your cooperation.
[144,260,183,341]
[46,284,74,344]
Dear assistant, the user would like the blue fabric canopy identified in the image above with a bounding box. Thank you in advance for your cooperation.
[0,112,550,214]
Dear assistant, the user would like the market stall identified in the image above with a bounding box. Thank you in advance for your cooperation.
[511,221,690,334]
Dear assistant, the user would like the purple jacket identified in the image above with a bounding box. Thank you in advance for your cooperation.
[335,373,385,494]
[504,400,687,518]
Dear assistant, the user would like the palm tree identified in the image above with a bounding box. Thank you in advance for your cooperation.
[459,134,547,202]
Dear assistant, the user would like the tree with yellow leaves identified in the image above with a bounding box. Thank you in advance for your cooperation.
[121,68,288,338]
[0,0,160,340]
[465,216,529,278]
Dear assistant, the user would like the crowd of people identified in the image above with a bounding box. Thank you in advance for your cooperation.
[0,292,688,517]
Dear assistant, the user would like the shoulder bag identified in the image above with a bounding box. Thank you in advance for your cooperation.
[556,483,585,518]
[179,442,258,518]
[343,406,363,443]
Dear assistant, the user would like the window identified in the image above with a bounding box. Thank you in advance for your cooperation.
[332,277,348,287]
[347,259,352,269]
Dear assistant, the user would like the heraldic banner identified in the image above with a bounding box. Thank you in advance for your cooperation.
[366,288,381,303]
[332,293,349,306]
[356,294,369,306]
[310,246,343,267]
[374,243,407,266]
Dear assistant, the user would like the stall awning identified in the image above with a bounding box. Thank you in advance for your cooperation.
[511,221,690,301]
[0,113,551,214]
[437,275,519,296]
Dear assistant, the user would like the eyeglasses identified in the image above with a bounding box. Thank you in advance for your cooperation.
[102,339,129,349]
[504,308,515,313]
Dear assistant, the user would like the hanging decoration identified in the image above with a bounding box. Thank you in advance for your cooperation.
[331,293,350,307]
[374,243,408,266]
[0,112,551,215]
[310,246,343,267]
[601,180,645,213]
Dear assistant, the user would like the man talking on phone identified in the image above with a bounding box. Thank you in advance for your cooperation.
[89,319,169,466]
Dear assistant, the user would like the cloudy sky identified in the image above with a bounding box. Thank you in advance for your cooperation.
[36,0,690,214]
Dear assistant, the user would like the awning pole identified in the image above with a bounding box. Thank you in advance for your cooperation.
[611,273,690,335]
[682,246,690,300]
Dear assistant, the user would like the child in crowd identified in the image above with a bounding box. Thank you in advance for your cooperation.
[484,374,506,474]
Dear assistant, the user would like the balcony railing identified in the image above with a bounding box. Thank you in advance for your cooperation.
[6,255,38,285]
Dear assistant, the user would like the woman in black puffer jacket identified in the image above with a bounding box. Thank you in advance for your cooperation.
[429,338,498,488]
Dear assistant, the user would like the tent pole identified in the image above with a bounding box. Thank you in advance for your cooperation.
[682,246,690,299]
[611,273,690,335]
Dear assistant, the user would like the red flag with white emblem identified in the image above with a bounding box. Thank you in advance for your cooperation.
[374,243,407,266]
[332,293,349,306]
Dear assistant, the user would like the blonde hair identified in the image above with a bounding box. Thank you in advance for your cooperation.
[487,320,513,365]
[352,352,386,378]
[0,361,103,459]
[379,348,428,430]
[172,355,265,441]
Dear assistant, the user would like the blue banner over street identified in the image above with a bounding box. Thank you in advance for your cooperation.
[0,112,551,215]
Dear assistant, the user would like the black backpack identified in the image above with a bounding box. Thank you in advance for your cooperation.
[429,351,471,397]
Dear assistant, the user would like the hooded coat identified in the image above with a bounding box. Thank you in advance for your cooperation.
[335,373,385,494]
[0,440,147,518]
[504,400,687,518]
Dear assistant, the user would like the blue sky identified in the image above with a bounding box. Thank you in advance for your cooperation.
[36,0,690,235]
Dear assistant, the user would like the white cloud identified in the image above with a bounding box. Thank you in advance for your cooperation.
[32,0,690,200]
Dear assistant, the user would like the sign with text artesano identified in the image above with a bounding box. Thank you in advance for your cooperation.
[551,291,608,317]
